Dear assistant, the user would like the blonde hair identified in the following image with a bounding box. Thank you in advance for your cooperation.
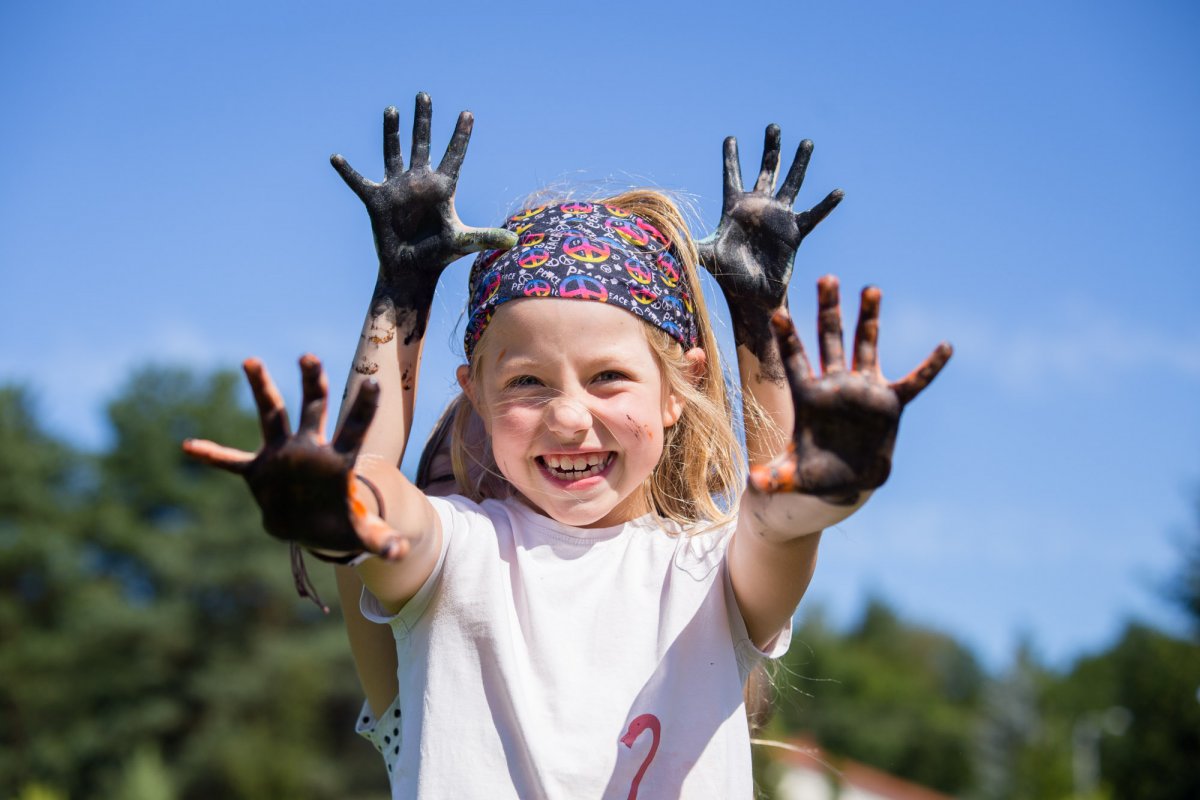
[449,189,744,528]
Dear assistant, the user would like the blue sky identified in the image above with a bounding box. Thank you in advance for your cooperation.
[2,0,1197,669]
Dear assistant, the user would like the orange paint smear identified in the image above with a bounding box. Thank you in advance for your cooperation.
[347,474,367,519]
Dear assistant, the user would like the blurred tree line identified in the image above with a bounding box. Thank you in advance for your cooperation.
[2,366,1198,799]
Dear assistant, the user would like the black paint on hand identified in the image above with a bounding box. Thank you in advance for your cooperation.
[749,277,953,499]
[184,355,381,553]
[697,125,843,372]
[330,93,518,344]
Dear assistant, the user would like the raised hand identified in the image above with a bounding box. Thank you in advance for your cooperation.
[749,276,952,501]
[182,355,405,559]
[697,125,843,368]
[331,93,517,344]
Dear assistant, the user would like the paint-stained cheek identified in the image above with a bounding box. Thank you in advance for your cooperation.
[625,414,644,440]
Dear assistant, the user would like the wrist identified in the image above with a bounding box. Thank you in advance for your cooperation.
[741,488,872,542]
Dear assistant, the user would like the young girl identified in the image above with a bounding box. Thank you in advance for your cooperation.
[183,93,950,798]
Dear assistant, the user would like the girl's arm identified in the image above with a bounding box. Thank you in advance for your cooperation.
[731,280,952,646]
[324,95,514,713]
[695,125,843,644]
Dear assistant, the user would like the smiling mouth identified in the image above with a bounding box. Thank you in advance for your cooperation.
[537,452,614,481]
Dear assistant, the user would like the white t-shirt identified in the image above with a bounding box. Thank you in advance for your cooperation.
[356,494,790,799]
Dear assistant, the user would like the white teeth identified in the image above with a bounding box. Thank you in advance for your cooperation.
[541,453,611,479]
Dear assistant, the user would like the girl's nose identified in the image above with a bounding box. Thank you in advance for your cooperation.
[544,394,592,440]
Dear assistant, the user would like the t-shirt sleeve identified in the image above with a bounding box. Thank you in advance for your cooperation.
[359,495,459,637]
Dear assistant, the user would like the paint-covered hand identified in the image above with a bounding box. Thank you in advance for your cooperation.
[331,93,517,340]
[182,355,405,559]
[697,125,843,366]
[749,276,952,501]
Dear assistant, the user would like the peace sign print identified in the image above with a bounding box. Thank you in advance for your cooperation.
[520,232,546,246]
[630,287,658,305]
[563,235,611,263]
[559,201,595,215]
[634,217,671,248]
[655,251,681,287]
[523,279,552,297]
[560,274,609,301]
[624,258,653,285]
[605,217,651,247]
[661,294,685,316]
[510,205,547,222]
[471,269,503,309]
[604,204,632,218]
[518,247,550,269]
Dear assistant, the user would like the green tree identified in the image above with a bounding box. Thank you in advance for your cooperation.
[1167,492,1200,637]
[1050,622,1200,800]
[0,370,391,799]
[773,598,985,795]
[973,641,1072,800]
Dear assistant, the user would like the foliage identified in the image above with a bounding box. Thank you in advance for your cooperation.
[772,599,985,795]
[3,368,1199,799]
[0,373,388,799]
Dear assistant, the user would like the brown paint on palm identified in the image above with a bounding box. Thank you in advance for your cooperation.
[749,276,953,501]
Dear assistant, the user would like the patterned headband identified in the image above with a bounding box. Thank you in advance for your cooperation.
[465,202,698,360]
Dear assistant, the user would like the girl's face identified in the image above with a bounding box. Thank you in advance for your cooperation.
[459,299,688,528]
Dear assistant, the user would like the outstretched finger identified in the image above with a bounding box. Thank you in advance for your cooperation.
[452,225,518,255]
[244,358,291,446]
[383,106,403,179]
[333,379,380,455]
[723,136,743,210]
[852,286,882,374]
[438,110,474,182]
[776,139,814,206]
[796,189,845,239]
[770,307,815,387]
[753,124,782,195]
[181,438,254,474]
[410,92,432,169]
[350,507,411,561]
[330,154,373,202]
[891,343,953,406]
[816,276,846,373]
[297,354,328,438]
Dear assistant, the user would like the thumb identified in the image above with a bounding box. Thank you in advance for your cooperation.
[452,225,517,254]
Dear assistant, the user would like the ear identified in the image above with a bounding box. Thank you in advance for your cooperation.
[662,347,706,429]
[456,364,478,411]
[683,347,707,387]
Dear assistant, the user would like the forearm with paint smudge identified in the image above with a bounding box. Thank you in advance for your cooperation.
[328,93,516,461]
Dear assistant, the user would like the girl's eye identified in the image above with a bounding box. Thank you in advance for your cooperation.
[593,370,628,383]
[506,375,542,389]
